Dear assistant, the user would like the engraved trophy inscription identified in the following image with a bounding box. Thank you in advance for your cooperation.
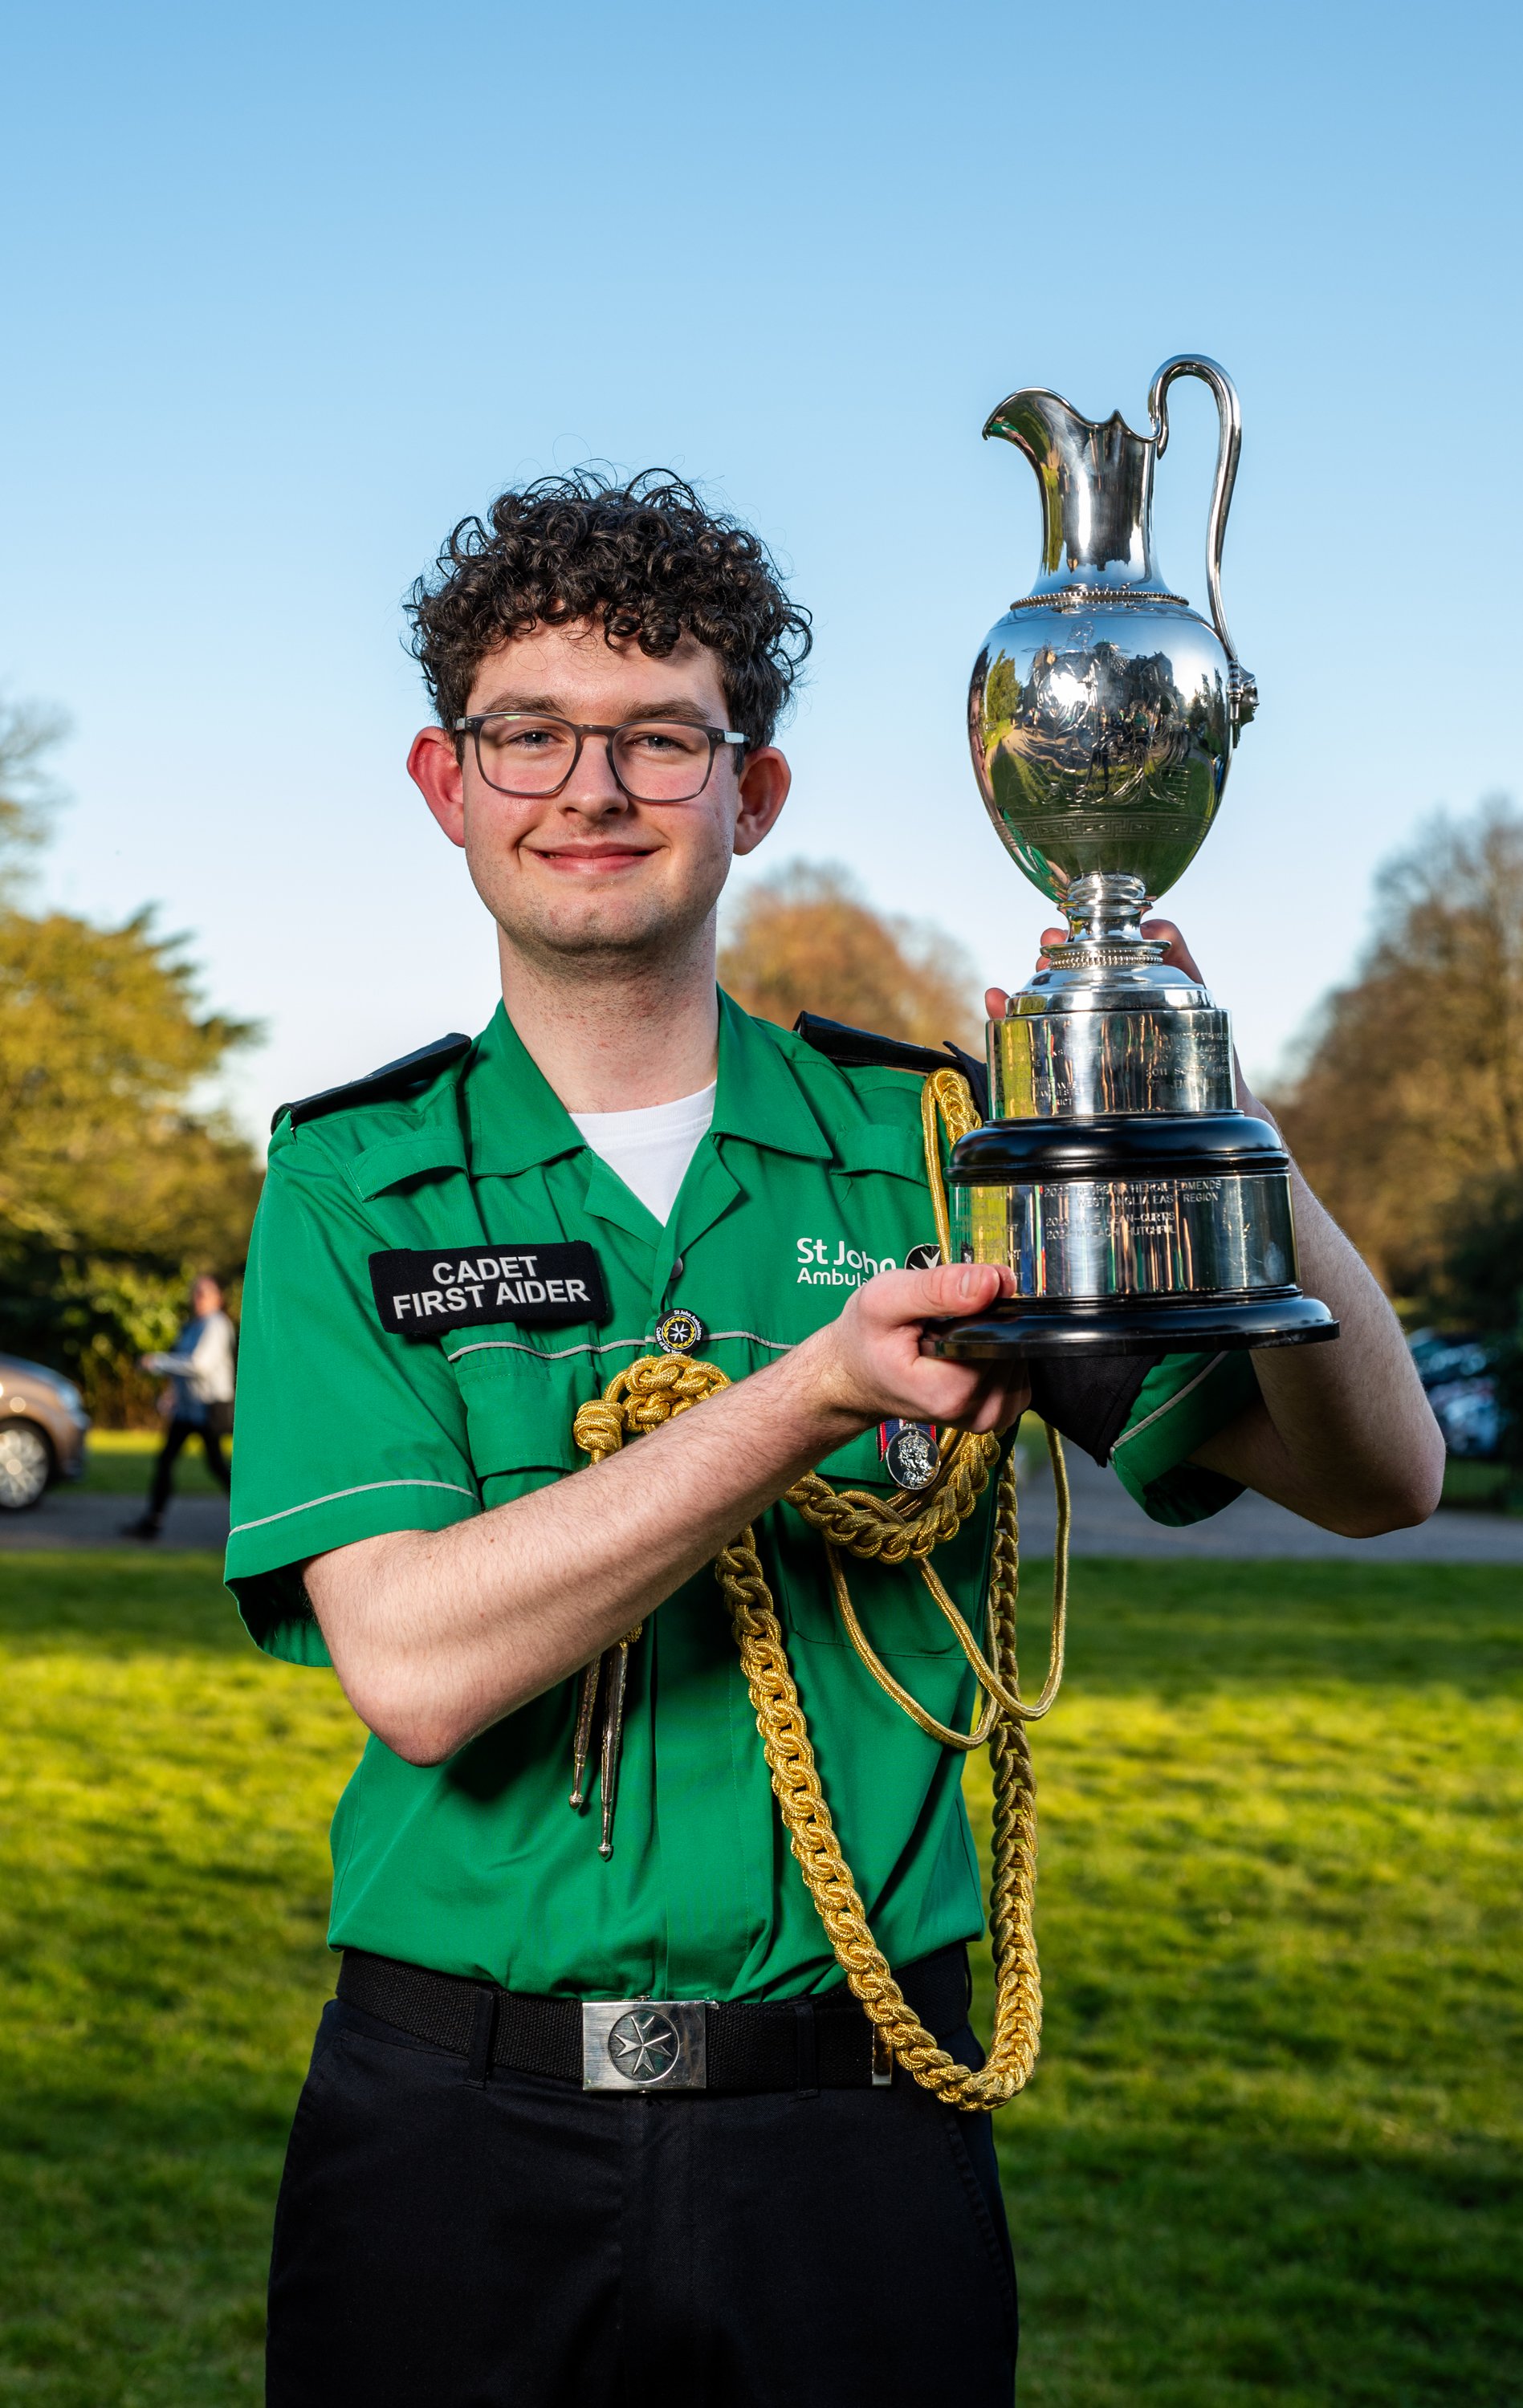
[934,356,1338,1358]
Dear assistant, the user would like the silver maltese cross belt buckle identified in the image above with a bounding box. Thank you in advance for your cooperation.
[582,1999,709,2092]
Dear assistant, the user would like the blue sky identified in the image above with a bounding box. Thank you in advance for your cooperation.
[2,0,1519,1133]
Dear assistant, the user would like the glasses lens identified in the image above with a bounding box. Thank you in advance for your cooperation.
[474,714,579,793]
[611,722,714,801]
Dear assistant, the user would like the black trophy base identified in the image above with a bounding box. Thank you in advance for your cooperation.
[927,1290,1339,1362]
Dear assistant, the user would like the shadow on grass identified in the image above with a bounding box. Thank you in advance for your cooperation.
[1038,1556,1523,1699]
[0,2064,303,2402]
[998,2117,1520,2406]
[0,1552,247,1656]
[3,1553,1521,1694]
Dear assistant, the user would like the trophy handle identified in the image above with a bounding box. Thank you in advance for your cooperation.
[1148,356,1256,724]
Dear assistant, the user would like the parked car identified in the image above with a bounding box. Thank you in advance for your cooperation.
[1407,1328,1506,1459]
[0,1355,91,1510]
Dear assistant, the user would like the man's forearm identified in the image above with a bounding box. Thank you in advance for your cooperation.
[1191,1168,1445,1534]
[306,1341,862,1766]
[304,1259,1030,1764]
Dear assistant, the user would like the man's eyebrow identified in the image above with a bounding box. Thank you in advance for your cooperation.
[472,691,565,717]
[617,700,715,724]
[470,694,716,723]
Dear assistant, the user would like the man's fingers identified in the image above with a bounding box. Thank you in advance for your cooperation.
[919,1260,1015,1316]
[865,1260,1016,1323]
[992,919,1073,1001]
[1141,917,1206,985]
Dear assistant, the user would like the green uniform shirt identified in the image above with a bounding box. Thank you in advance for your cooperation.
[226,995,1254,2000]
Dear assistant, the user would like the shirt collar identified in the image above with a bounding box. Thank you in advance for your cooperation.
[710,992,835,1161]
[464,992,836,1178]
[465,1003,586,1177]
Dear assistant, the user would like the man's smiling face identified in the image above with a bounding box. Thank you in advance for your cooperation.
[409,618,789,968]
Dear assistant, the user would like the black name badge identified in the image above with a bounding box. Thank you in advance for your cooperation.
[369,1243,609,1339]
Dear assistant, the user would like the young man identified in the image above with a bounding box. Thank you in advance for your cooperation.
[227,473,1442,2407]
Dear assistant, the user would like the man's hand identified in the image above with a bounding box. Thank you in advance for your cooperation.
[799,1261,1029,1437]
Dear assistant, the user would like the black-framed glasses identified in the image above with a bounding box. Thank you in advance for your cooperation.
[454,712,746,803]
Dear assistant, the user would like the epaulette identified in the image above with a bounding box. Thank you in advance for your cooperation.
[792,1012,989,1121]
[273,1032,474,1134]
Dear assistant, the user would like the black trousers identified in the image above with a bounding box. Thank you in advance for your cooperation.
[267,1995,1018,2407]
[148,1415,230,1515]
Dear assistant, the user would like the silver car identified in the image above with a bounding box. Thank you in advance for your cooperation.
[0,1355,91,1510]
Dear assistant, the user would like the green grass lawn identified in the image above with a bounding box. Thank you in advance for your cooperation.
[969,1562,1522,2406]
[0,1552,1517,2405]
[78,1431,229,1497]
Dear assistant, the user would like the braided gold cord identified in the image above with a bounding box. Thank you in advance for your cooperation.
[566,1066,1069,2109]
[572,1355,1048,2109]
[920,1067,982,1260]
[823,1540,1000,1751]
[716,1454,1040,2109]
[572,1352,733,1459]
[784,1433,996,1561]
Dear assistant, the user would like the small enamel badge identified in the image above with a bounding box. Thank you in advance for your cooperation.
[879,1418,940,1491]
[904,1243,942,1271]
[654,1306,705,1356]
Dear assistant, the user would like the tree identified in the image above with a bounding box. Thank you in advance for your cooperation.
[1426,1178,1523,1470]
[0,702,263,1418]
[718,861,979,1051]
[0,907,259,1259]
[0,692,69,891]
[1273,799,1523,1297]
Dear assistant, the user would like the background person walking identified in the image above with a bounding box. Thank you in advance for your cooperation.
[123,1273,235,1540]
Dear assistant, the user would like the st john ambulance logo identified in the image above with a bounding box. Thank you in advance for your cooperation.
[654,1307,705,1356]
[605,2008,681,2085]
[795,1237,896,1287]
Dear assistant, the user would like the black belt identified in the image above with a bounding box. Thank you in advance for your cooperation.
[337,1944,972,2094]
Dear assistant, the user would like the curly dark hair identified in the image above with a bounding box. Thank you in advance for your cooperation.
[406,470,812,755]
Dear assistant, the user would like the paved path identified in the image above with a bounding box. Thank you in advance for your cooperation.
[1,1458,1520,1564]
[1014,1442,1523,1563]
[0,1489,231,1553]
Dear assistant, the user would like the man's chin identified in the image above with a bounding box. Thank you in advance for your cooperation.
[492,895,700,964]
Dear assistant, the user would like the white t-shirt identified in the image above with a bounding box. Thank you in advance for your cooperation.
[568,1084,717,1227]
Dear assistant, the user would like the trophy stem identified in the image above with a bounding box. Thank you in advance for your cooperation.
[1049,872,1168,969]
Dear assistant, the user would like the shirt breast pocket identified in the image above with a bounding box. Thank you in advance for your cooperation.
[446,1341,594,1492]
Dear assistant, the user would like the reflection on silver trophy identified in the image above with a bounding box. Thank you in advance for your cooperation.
[935,356,1337,1358]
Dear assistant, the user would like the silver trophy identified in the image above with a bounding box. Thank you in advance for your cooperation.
[936,356,1337,1357]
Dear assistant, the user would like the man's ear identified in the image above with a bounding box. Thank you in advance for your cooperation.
[732,746,790,857]
[409,726,467,849]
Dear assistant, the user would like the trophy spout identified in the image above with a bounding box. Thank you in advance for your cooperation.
[983,388,1163,591]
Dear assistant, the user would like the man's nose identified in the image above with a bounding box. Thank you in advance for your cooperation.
[557,732,629,816]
